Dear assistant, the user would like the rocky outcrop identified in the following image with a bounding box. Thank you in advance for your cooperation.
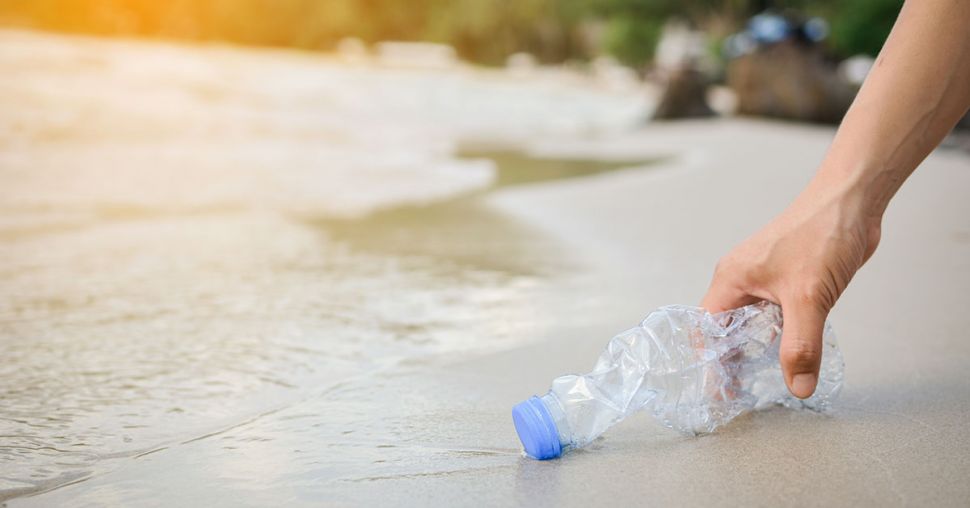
[653,66,714,119]
[727,41,856,124]
[651,21,715,120]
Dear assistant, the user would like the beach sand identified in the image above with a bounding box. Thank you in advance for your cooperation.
[12,118,970,506]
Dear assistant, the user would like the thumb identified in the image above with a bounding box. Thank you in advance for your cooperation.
[778,297,828,399]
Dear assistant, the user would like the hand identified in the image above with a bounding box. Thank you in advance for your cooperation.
[701,178,882,398]
[705,0,970,399]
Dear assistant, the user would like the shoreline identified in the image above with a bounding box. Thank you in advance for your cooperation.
[14,118,970,506]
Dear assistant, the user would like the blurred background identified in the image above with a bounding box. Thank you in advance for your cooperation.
[0,0,917,123]
[2,1,969,505]
[0,0,903,63]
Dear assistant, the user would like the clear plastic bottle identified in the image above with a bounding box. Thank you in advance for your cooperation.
[512,302,844,459]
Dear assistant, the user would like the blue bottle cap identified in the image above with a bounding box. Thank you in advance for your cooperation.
[512,396,562,460]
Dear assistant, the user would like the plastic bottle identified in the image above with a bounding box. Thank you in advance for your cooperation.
[511,302,844,460]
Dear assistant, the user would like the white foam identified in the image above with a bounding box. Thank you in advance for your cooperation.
[0,30,649,220]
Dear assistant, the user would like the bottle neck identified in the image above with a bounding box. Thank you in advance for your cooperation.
[540,392,573,449]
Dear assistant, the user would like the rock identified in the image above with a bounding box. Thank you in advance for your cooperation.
[727,40,856,123]
[653,66,715,119]
[651,21,715,120]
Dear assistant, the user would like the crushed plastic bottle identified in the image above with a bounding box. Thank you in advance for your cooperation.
[512,302,844,460]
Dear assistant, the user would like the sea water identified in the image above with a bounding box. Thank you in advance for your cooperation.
[0,29,648,501]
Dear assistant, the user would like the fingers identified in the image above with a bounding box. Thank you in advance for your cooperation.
[778,296,828,399]
[701,265,760,314]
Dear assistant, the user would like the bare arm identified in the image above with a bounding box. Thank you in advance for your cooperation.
[819,0,970,217]
[702,0,970,398]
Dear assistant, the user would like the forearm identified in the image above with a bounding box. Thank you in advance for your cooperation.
[813,0,970,219]
[704,1,970,398]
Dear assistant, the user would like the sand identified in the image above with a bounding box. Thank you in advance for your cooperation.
[10,118,970,507]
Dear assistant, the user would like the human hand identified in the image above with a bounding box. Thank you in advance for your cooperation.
[701,178,882,398]
[701,0,970,400]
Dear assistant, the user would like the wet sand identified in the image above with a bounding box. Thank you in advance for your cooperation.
[14,119,970,506]
[0,29,651,503]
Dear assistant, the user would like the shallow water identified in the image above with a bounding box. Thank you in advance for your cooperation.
[0,30,650,502]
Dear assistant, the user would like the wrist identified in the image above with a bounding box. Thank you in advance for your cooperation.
[788,163,885,264]
[810,158,889,229]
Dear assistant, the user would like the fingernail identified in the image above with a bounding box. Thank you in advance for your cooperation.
[791,373,817,399]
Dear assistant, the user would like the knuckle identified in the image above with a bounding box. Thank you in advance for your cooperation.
[713,255,742,280]
[794,279,833,310]
[781,340,822,370]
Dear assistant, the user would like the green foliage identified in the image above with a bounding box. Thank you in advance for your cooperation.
[762,0,902,57]
[604,17,663,68]
[826,0,903,57]
[0,0,903,65]
[424,0,588,64]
